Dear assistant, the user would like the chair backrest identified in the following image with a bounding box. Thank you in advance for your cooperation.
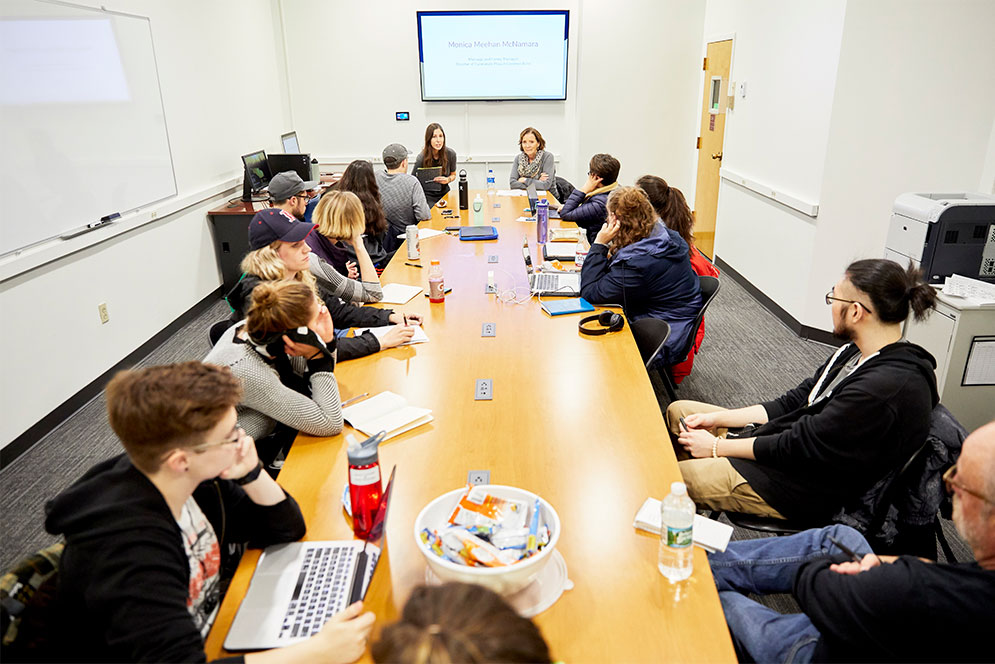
[1,541,62,658]
[667,275,720,367]
[630,318,671,368]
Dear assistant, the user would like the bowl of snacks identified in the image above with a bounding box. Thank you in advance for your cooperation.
[413,484,560,596]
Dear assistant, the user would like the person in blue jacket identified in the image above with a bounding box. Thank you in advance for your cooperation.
[580,186,702,365]
[552,153,620,245]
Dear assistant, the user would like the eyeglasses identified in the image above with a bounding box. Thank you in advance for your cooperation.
[190,426,245,454]
[943,464,995,505]
[825,289,873,315]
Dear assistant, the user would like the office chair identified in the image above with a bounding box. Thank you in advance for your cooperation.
[659,275,721,401]
[209,319,236,346]
[630,318,671,368]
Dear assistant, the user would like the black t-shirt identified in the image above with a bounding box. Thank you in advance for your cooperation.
[794,555,995,662]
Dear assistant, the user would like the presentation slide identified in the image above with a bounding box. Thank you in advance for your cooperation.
[418,11,568,101]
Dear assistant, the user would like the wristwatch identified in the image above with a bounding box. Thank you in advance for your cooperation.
[234,461,264,486]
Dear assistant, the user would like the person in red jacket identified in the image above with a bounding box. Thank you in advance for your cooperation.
[636,175,719,383]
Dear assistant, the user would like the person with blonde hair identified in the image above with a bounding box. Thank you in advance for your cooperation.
[306,190,381,282]
[205,280,346,465]
[228,208,420,361]
[580,185,702,365]
[372,582,551,664]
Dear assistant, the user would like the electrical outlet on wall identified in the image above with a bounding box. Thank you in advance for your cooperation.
[98,303,109,324]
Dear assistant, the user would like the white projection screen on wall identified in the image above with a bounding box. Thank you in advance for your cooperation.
[417,10,569,102]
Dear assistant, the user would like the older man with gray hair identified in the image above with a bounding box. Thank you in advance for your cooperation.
[706,420,995,662]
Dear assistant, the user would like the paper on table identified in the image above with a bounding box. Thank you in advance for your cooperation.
[942,274,995,304]
[497,189,523,197]
[353,324,429,346]
[516,216,537,222]
[396,228,447,240]
[379,283,424,304]
[342,391,433,440]
[632,497,733,553]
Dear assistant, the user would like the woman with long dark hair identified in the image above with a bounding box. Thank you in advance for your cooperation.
[412,123,458,207]
[334,159,390,267]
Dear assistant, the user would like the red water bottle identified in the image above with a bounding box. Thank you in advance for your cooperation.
[347,432,385,540]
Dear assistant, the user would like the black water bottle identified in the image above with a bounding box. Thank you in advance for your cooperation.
[458,169,469,210]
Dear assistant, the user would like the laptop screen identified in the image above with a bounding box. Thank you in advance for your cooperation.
[281,131,300,153]
[527,183,538,215]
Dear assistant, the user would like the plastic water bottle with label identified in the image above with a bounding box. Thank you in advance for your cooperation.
[658,481,695,582]
[486,168,496,193]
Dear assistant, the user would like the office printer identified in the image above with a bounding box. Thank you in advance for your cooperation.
[884,192,995,284]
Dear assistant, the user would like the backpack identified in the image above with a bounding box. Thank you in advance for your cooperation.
[1,541,63,659]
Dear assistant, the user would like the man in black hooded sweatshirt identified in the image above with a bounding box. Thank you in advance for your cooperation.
[666,259,939,523]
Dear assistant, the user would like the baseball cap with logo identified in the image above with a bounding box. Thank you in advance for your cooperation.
[268,171,319,201]
[248,208,315,250]
[382,143,410,169]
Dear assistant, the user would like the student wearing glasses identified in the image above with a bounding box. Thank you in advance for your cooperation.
[45,362,374,663]
[668,258,939,523]
[705,420,995,663]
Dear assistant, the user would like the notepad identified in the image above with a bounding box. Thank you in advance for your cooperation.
[353,324,429,346]
[342,391,433,440]
[379,283,423,304]
[540,297,594,316]
[632,498,733,553]
[396,228,447,240]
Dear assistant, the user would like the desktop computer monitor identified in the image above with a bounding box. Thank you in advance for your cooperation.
[241,150,271,192]
[281,131,300,154]
[267,154,312,187]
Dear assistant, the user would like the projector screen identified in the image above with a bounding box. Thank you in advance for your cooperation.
[417,10,569,102]
[0,0,175,256]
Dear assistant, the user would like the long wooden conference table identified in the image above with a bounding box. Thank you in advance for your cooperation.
[205,189,735,662]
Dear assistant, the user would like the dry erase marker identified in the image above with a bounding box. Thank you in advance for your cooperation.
[827,535,862,562]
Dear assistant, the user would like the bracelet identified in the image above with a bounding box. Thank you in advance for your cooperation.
[234,461,264,486]
[711,437,719,459]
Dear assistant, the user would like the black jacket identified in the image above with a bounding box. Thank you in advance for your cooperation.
[794,555,995,661]
[44,454,306,663]
[227,274,393,362]
[730,341,939,521]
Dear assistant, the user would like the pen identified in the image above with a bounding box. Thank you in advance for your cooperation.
[679,416,689,431]
[827,535,862,562]
[405,262,423,268]
[403,314,408,327]
[341,393,369,407]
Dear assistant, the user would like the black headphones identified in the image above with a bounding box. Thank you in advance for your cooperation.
[578,311,625,336]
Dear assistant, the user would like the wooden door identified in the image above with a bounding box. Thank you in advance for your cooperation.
[692,39,732,259]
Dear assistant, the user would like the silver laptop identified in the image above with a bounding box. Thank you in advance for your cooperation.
[224,466,395,651]
[523,240,581,296]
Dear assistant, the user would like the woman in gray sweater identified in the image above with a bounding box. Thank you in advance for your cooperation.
[509,126,555,191]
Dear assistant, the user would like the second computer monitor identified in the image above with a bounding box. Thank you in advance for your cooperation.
[281,131,300,154]
[241,150,271,192]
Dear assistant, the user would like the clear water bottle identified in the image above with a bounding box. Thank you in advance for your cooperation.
[658,481,695,582]
[486,168,496,193]
[472,194,483,225]
[575,237,589,267]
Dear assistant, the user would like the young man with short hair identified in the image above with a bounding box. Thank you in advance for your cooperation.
[268,170,320,222]
[46,362,373,663]
[553,153,621,245]
[374,143,431,253]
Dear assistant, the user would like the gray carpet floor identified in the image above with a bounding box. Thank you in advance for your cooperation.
[1,277,973,592]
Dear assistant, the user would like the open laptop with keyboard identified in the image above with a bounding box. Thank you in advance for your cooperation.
[224,466,395,651]
[523,240,581,296]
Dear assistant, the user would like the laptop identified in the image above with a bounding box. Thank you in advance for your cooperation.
[524,183,559,218]
[281,131,300,153]
[224,466,396,651]
[524,241,581,296]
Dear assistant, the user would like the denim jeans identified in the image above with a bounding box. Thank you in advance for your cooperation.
[708,525,873,664]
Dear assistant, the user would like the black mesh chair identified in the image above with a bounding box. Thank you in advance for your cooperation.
[659,275,720,401]
[630,318,671,368]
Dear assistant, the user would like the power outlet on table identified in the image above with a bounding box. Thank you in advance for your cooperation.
[481,323,496,337]
[467,470,490,486]
[474,379,493,400]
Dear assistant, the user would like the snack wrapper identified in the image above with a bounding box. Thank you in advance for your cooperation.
[446,484,529,530]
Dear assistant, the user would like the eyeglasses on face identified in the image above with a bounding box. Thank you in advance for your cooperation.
[825,288,873,315]
[190,426,245,454]
[943,464,995,505]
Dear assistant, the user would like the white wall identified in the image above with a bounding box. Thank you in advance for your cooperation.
[279,0,704,190]
[709,0,995,331]
[0,0,290,449]
[802,0,995,328]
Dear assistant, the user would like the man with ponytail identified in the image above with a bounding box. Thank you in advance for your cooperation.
[668,259,940,523]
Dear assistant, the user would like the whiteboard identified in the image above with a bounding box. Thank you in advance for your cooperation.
[0,0,176,255]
